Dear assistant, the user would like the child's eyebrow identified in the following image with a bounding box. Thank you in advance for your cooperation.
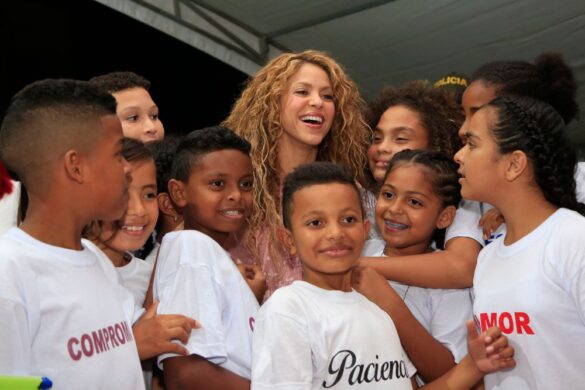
[392,126,416,133]
[381,183,431,199]
[202,172,229,177]
[338,206,361,214]
[464,131,479,140]
[405,190,432,200]
[119,104,159,111]
[142,184,157,190]
[374,126,416,133]
[299,206,359,219]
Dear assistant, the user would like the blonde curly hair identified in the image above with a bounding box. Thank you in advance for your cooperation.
[223,50,370,271]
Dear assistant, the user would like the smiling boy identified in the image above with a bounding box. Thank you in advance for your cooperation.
[0,79,144,389]
[251,162,515,390]
[153,126,259,389]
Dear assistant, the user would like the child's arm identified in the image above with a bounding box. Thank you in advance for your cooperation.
[132,300,199,360]
[361,236,480,288]
[163,355,250,390]
[352,267,457,382]
[419,321,515,389]
[478,208,504,241]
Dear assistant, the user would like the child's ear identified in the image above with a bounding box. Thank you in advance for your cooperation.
[504,150,528,182]
[436,205,457,230]
[276,227,297,256]
[63,150,84,183]
[157,192,179,218]
[168,179,187,208]
[362,218,371,239]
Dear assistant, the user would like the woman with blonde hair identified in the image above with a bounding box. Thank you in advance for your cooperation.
[223,50,370,300]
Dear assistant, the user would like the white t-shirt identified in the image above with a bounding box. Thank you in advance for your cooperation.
[117,253,153,310]
[0,180,19,236]
[153,230,259,379]
[0,228,144,389]
[252,280,416,390]
[362,240,472,363]
[473,208,585,389]
[143,241,160,266]
[446,162,585,247]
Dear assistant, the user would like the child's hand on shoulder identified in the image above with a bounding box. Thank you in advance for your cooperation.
[466,320,515,374]
[236,259,267,303]
[351,266,397,306]
[133,300,200,361]
[479,208,505,240]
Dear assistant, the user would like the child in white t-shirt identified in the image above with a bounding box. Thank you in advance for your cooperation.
[153,126,260,389]
[253,161,515,389]
[0,79,144,388]
[83,137,199,389]
[86,138,158,309]
[361,149,473,385]
[455,96,585,389]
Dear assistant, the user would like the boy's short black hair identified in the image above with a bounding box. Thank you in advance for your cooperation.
[282,162,362,230]
[146,135,183,194]
[171,126,251,182]
[88,71,151,94]
[0,78,117,187]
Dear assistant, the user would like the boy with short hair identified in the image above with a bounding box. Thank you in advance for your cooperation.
[89,71,164,143]
[153,126,259,389]
[252,161,515,389]
[0,79,144,388]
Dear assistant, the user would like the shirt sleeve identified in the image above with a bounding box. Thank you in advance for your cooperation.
[428,289,474,362]
[90,242,141,324]
[0,258,36,374]
[547,219,585,325]
[155,235,228,368]
[252,299,312,390]
[445,200,484,246]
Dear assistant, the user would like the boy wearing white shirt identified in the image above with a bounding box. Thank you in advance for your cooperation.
[153,126,258,389]
[252,162,515,389]
[0,79,144,389]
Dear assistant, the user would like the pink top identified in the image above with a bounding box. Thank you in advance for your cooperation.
[256,227,302,301]
[229,227,302,302]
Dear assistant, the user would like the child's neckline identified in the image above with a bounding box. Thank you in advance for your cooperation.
[383,244,434,257]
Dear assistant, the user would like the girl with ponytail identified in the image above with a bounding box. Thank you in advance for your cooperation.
[454,96,585,389]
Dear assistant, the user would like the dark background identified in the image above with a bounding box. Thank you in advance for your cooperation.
[0,0,249,135]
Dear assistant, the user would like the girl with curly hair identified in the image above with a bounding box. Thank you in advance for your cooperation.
[366,80,463,188]
[223,50,370,299]
[364,80,463,240]
[363,52,582,291]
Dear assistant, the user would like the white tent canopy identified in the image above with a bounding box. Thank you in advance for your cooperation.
[96,0,585,146]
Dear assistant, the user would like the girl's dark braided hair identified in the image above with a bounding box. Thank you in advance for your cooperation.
[487,96,585,215]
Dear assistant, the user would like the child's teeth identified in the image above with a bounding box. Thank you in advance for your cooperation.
[385,221,408,230]
[124,226,143,231]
